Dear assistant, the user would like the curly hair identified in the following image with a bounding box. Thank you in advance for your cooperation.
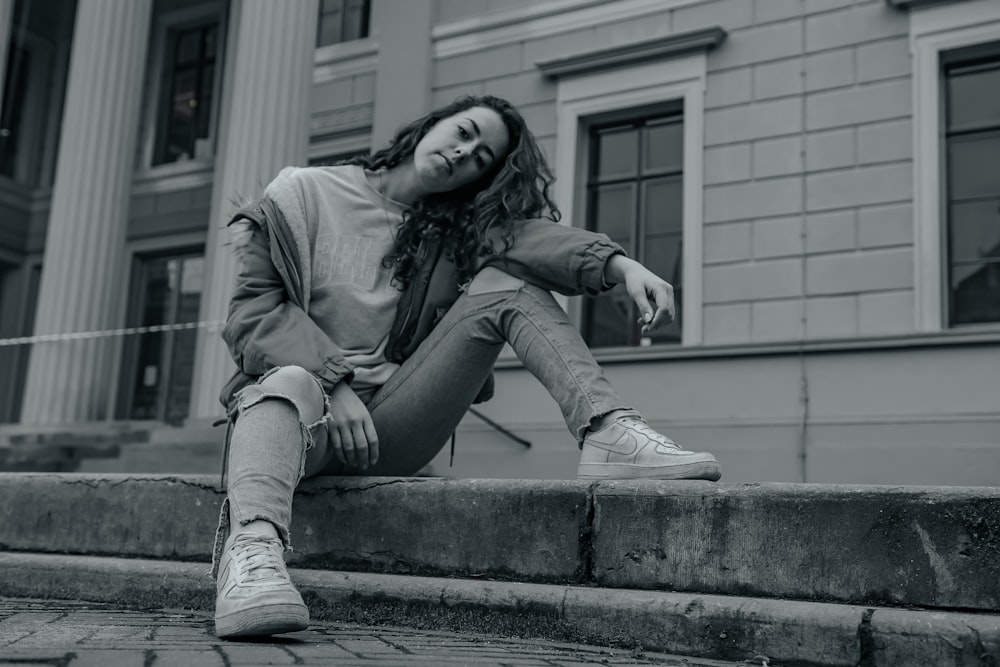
[346,95,560,290]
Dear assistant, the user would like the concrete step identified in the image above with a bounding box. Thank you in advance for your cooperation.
[1,473,997,612]
[1,551,997,667]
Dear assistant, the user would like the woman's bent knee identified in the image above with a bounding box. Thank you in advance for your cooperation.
[253,365,326,425]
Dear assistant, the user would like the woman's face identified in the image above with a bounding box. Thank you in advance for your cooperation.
[412,106,511,194]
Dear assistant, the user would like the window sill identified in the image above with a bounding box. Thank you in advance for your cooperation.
[132,161,214,195]
[492,328,1000,369]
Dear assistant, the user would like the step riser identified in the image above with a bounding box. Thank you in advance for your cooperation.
[2,552,997,667]
[2,474,997,611]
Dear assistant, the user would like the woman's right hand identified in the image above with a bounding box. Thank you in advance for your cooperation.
[327,381,379,470]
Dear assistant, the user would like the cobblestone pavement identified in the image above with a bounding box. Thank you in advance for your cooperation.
[0,598,750,667]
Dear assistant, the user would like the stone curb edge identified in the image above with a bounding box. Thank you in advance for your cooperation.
[2,552,998,666]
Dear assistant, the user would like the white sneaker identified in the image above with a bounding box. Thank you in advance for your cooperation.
[577,417,721,481]
[214,531,309,638]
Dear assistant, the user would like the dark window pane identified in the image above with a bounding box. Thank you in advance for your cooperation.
[584,285,636,348]
[198,63,215,139]
[344,0,369,41]
[951,261,1000,325]
[949,199,1000,264]
[126,255,203,421]
[946,65,1000,132]
[204,24,217,59]
[947,132,1000,200]
[0,47,30,178]
[644,119,683,173]
[175,29,200,65]
[643,176,683,236]
[595,127,638,179]
[591,183,636,239]
[644,233,683,287]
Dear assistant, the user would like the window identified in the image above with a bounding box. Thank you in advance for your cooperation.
[943,43,1000,326]
[0,45,29,178]
[316,0,370,47]
[909,0,1000,331]
[582,110,684,348]
[154,21,219,165]
[118,252,204,422]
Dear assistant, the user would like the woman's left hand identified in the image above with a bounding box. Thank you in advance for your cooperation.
[604,255,675,333]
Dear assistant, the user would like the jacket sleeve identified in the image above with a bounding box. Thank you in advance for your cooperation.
[478,218,626,296]
[221,221,355,393]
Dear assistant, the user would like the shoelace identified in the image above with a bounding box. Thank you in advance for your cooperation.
[619,417,680,450]
[230,534,290,583]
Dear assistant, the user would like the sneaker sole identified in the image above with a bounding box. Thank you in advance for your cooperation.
[215,603,309,638]
[577,460,722,482]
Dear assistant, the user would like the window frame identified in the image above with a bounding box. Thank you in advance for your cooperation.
[136,2,227,186]
[111,233,207,422]
[552,54,707,347]
[581,105,686,348]
[910,0,1000,332]
[0,28,54,188]
[316,0,371,48]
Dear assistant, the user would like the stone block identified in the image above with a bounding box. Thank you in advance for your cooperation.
[805,127,855,171]
[806,209,856,253]
[805,48,854,92]
[754,215,804,258]
[710,20,804,71]
[590,480,1000,610]
[704,176,802,223]
[673,0,754,33]
[753,57,804,100]
[753,135,804,178]
[859,289,915,335]
[706,98,802,146]
[806,162,911,211]
[806,2,908,52]
[703,257,803,302]
[702,302,751,344]
[857,118,912,165]
[435,43,522,87]
[704,221,752,263]
[806,247,913,295]
[805,294,859,338]
[858,202,913,248]
[857,36,911,83]
[705,67,753,109]
[593,10,673,51]
[807,78,911,131]
[289,477,588,581]
[704,143,752,185]
[754,0,803,24]
[751,298,804,341]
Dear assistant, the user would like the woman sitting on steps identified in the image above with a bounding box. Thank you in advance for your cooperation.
[213,94,722,639]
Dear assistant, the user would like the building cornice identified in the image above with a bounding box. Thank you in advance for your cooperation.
[432,0,706,59]
[536,27,726,78]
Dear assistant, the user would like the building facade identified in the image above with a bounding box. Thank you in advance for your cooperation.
[0,0,997,484]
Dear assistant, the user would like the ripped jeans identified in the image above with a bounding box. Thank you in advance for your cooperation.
[213,269,635,570]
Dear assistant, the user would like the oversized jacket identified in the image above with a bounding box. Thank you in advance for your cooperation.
[218,194,626,410]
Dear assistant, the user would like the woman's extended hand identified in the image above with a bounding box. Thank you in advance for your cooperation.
[328,381,379,470]
[604,254,675,334]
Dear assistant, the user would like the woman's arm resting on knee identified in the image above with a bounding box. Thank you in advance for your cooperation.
[604,255,675,334]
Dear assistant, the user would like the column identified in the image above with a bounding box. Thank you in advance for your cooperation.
[20,0,152,423]
[188,0,318,418]
[0,0,14,114]
[370,0,433,148]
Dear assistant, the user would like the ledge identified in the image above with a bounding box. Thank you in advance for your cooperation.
[496,327,1000,368]
[536,27,726,78]
[886,0,971,9]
